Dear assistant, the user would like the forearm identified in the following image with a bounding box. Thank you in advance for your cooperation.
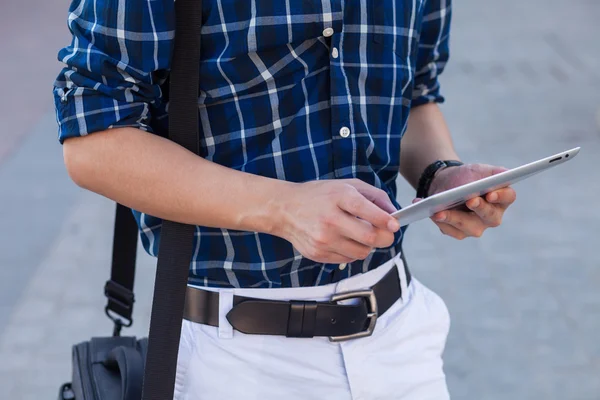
[400,103,461,188]
[63,127,292,234]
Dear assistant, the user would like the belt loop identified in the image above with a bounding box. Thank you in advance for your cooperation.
[286,301,305,338]
[286,301,318,338]
[218,289,234,339]
[394,253,408,303]
[301,301,318,338]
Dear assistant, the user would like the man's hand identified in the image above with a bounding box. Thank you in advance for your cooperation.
[275,179,400,264]
[420,164,517,240]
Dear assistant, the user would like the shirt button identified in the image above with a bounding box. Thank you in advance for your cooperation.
[339,263,347,270]
[323,27,334,37]
[339,126,351,138]
[331,47,339,59]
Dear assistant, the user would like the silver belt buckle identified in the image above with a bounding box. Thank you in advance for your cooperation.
[328,289,378,342]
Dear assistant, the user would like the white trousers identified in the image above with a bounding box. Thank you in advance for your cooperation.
[174,254,451,400]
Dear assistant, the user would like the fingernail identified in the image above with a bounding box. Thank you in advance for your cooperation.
[488,193,498,201]
[471,199,480,208]
[387,219,400,232]
[434,213,446,222]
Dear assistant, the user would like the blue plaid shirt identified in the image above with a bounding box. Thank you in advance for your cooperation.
[53,0,451,288]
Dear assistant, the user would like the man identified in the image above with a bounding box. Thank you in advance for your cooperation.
[53,0,516,398]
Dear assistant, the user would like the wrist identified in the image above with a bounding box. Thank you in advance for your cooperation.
[429,164,460,190]
[265,181,299,240]
[237,178,298,237]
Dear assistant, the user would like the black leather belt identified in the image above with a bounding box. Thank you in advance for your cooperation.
[183,257,411,342]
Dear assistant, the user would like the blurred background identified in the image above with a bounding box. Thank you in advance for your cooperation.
[0,0,599,399]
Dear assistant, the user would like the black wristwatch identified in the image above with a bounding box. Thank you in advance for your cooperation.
[416,160,464,199]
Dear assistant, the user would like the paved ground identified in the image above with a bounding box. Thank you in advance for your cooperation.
[0,0,71,164]
[1,0,599,399]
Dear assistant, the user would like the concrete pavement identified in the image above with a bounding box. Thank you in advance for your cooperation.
[0,0,72,164]
[0,0,599,399]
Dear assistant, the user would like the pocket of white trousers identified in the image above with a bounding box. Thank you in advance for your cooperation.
[419,279,452,337]
[364,277,451,349]
[173,320,196,400]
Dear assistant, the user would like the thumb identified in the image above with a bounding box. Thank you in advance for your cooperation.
[477,164,508,177]
[491,166,509,175]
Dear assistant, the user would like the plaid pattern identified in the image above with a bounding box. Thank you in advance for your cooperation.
[53,0,452,288]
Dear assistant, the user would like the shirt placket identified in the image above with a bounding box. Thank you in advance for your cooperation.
[325,6,356,180]
[323,1,356,281]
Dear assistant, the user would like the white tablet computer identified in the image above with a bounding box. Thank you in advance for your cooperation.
[391,147,580,227]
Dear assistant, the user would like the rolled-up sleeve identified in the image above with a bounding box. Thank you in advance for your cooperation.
[53,0,175,143]
[411,0,452,107]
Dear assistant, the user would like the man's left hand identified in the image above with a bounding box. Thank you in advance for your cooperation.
[416,163,517,240]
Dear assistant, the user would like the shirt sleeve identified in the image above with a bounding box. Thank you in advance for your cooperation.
[411,0,452,108]
[52,0,175,143]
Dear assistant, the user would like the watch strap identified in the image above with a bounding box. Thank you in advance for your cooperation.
[416,160,464,199]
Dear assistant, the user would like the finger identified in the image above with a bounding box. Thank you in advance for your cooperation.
[466,197,502,227]
[486,187,516,207]
[335,213,396,249]
[328,254,357,264]
[338,190,400,232]
[412,197,423,204]
[309,251,355,265]
[327,236,374,261]
[347,179,398,214]
[435,222,468,240]
[433,210,486,238]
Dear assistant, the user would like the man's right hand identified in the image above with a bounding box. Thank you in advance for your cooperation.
[274,179,401,264]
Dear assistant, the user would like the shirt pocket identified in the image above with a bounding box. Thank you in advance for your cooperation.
[370,0,421,59]
[203,0,325,59]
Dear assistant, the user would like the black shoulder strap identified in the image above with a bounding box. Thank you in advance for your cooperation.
[141,0,203,399]
[104,0,202,396]
[104,203,139,336]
